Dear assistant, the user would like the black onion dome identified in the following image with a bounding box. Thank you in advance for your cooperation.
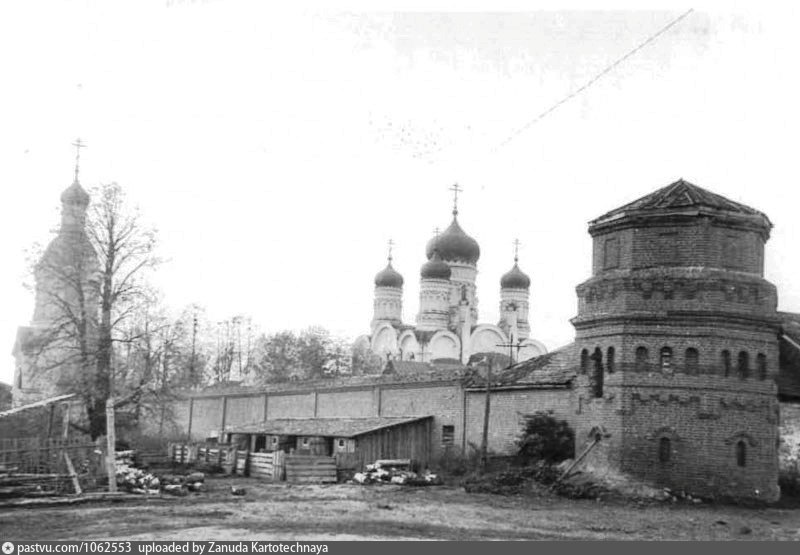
[374,262,404,288]
[500,262,530,289]
[60,181,90,206]
[425,217,480,264]
[420,250,451,280]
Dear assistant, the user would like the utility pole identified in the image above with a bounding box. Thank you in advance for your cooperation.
[480,356,492,472]
[190,312,198,386]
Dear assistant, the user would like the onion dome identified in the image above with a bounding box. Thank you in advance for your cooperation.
[425,217,480,264]
[501,261,531,289]
[60,181,90,206]
[420,250,451,280]
[374,261,404,288]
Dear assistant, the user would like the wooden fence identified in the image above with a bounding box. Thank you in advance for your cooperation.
[0,437,103,476]
[168,442,337,484]
[284,454,336,483]
[248,451,284,481]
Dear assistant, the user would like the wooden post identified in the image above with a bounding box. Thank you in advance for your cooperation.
[106,398,117,493]
[480,358,492,472]
[273,450,285,482]
[186,397,194,441]
[60,403,82,495]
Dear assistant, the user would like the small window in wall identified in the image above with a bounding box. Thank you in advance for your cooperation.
[15,367,22,389]
[606,347,615,373]
[635,347,649,372]
[757,353,767,380]
[302,438,309,446]
[580,349,589,374]
[604,237,620,270]
[723,235,742,269]
[738,351,750,379]
[338,439,345,448]
[271,437,278,445]
[722,350,731,377]
[658,437,671,463]
[657,232,679,265]
[660,347,673,374]
[685,348,699,375]
[442,425,455,447]
[591,347,604,398]
[736,440,747,467]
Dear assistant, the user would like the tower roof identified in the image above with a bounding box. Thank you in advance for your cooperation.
[591,179,772,230]
[500,262,530,290]
[374,261,404,288]
[420,250,451,280]
[60,180,90,206]
[425,217,480,264]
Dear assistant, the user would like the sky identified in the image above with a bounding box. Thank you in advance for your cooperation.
[2,2,800,385]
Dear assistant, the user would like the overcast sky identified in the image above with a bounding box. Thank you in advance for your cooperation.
[2,2,799,385]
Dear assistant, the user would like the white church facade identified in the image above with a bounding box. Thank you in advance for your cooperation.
[355,190,547,365]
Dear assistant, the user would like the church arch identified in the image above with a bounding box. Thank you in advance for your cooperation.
[517,338,547,362]
[370,323,399,358]
[398,330,420,361]
[429,330,461,361]
[467,324,508,358]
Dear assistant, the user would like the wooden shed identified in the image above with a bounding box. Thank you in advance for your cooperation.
[223,416,434,472]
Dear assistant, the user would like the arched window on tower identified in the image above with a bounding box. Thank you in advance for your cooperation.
[738,351,750,380]
[658,437,671,463]
[757,353,767,381]
[736,440,747,467]
[685,348,699,375]
[591,347,604,398]
[606,347,615,374]
[635,347,649,372]
[580,349,589,374]
[660,347,673,374]
[721,350,731,377]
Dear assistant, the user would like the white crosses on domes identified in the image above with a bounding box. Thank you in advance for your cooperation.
[449,183,462,216]
[513,238,521,263]
[71,138,86,183]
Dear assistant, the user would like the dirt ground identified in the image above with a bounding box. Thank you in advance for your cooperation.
[1,476,799,541]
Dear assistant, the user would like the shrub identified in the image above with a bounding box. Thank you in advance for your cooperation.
[515,411,575,465]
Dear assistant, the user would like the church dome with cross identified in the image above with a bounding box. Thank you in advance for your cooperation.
[355,185,547,370]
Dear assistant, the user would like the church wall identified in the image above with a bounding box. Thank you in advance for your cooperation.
[464,388,576,455]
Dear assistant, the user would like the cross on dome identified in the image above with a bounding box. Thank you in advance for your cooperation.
[71,138,86,183]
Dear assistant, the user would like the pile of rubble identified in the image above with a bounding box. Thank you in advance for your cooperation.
[114,451,205,496]
[352,459,441,486]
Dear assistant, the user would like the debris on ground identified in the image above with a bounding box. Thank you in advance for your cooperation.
[230,485,246,496]
[115,451,207,496]
[351,459,441,486]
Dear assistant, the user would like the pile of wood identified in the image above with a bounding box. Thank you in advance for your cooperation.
[115,451,207,496]
[0,463,70,499]
[352,459,441,486]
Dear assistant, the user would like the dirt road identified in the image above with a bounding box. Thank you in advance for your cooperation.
[1,477,799,541]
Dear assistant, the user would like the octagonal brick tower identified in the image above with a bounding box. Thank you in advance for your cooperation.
[572,179,780,501]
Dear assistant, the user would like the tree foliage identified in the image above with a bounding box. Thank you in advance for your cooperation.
[515,411,575,465]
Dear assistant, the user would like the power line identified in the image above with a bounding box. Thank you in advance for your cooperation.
[494,8,695,151]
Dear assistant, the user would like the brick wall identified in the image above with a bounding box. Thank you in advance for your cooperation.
[464,388,576,455]
[267,393,315,419]
[317,389,376,418]
[380,383,464,456]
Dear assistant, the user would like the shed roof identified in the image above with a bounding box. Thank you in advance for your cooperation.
[0,394,75,419]
[224,416,432,438]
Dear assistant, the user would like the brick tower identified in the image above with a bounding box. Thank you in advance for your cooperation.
[572,179,780,501]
